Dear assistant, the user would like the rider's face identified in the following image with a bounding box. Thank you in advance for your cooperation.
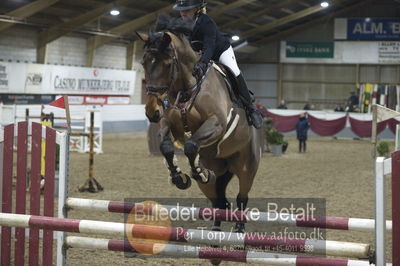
[180,8,197,20]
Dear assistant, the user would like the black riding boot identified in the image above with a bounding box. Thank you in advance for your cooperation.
[236,74,263,129]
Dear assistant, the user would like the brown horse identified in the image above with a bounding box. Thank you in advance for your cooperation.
[138,29,261,233]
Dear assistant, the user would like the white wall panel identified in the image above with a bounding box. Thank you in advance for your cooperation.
[93,44,127,69]
[0,28,37,62]
[47,37,86,66]
[240,63,278,107]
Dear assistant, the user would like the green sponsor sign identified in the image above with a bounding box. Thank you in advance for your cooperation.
[286,42,334,58]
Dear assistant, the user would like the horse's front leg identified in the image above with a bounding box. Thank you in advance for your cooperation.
[159,122,191,190]
[184,115,224,184]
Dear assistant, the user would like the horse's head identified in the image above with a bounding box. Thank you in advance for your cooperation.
[138,31,178,123]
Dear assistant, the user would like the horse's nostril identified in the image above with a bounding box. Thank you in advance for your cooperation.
[155,110,160,117]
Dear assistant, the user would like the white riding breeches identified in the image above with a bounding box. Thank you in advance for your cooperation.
[218,46,241,77]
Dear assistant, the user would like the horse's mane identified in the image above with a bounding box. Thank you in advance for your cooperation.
[154,13,194,36]
[144,13,194,52]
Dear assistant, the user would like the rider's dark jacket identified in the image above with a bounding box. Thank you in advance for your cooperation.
[190,13,230,63]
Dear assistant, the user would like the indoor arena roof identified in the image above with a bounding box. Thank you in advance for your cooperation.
[0,0,392,48]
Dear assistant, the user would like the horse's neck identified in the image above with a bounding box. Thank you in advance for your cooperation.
[172,40,198,93]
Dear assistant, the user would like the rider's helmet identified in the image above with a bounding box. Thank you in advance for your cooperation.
[173,0,206,11]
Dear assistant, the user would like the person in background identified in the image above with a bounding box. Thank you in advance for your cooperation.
[334,104,344,112]
[172,0,263,129]
[296,113,310,153]
[277,99,288,109]
[255,100,267,117]
[346,90,359,112]
[303,103,311,110]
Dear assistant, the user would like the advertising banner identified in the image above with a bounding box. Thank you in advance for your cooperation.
[0,63,26,93]
[0,62,136,96]
[281,41,400,64]
[335,18,400,40]
[50,66,135,95]
[378,42,400,63]
[286,42,334,58]
[0,94,55,104]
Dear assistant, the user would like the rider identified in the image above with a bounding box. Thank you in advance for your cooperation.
[173,0,263,129]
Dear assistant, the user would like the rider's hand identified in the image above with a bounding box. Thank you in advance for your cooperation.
[192,61,208,80]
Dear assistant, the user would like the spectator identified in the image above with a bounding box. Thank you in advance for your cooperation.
[277,99,288,109]
[304,103,316,110]
[346,90,359,112]
[334,105,344,112]
[296,113,310,153]
[255,100,267,117]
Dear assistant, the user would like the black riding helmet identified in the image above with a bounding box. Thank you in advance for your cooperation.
[173,0,206,11]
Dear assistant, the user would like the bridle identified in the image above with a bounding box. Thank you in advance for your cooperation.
[143,33,212,129]
[144,42,180,103]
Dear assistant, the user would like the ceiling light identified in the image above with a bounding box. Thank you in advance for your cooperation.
[365,17,371,22]
[232,35,240,41]
[110,9,120,16]
[320,1,329,8]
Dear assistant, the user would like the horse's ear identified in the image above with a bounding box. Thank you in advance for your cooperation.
[136,31,149,42]
[159,32,172,50]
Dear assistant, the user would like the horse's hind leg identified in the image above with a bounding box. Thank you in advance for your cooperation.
[230,147,259,233]
[197,170,233,266]
[235,190,250,233]
[208,171,234,231]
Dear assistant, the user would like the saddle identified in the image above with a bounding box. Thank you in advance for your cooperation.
[212,63,246,109]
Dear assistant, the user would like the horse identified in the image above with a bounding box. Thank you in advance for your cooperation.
[137,28,261,234]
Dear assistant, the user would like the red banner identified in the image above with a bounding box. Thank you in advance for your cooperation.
[349,117,387,138]
[308,114,347,136]
[266,110,299,132]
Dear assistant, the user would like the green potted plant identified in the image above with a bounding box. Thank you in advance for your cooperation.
[377,141,390,157]
[266,129,284,156]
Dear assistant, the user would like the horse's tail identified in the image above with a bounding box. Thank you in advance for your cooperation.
[215,171,234,208]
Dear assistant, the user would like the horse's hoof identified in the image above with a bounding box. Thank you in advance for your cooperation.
[206,170,216,184]
[192,168,216,185]
[210,242,222,266]
[170,172,191,190]
[210,259,222,266]
[234,223,245,234]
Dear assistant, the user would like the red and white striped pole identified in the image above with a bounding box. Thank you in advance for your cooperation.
[0,212,370,258]
[66,197,392,233]
[65,236,377,266]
